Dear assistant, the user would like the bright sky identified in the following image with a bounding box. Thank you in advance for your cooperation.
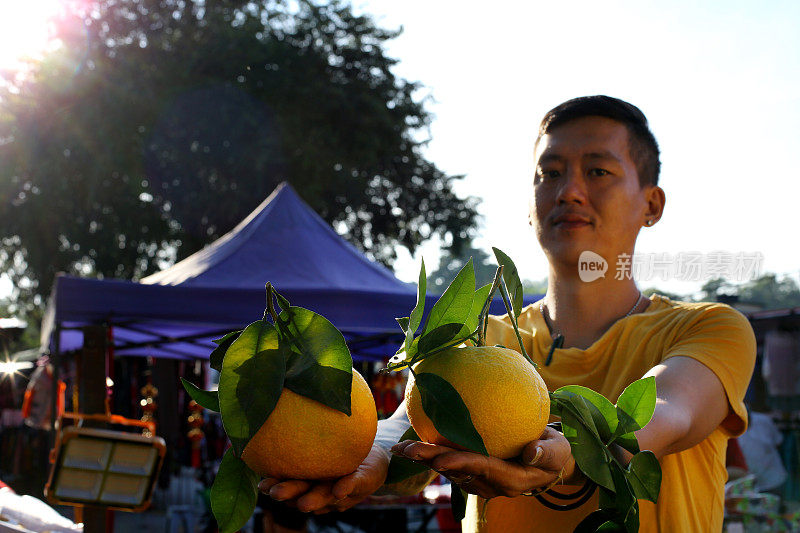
[358,0,800,296]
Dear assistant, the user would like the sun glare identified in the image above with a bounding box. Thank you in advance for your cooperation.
[0,0,63,70]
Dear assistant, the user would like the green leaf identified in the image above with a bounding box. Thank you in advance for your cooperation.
[406,259,427,352]
[396,317,410,331]
[422,258,475,337]
[279,306,352,373]
[492,247,524,319]
[418,323,464,354]
[276,306,353,414]
[387,334,423,371]
[180,378,219,412]
[210,330,242,372]
[415,372,487,455]
[450,484,468,522]
[218,321,287,456]
[285,354,353,416]
[616,376,657,430]
[552,390,605,442]
[597,522,627,532]
[557,385,617,442]
[615,432,641,455]
[626,451,661,503]
[385,427,431,484]
[211,447,259,533]
[560,408,614,491]
[610,464,639,533]
[575,509,624,533]
[615,409,643,443]
[461,284,492,337]
[273,288,292,314]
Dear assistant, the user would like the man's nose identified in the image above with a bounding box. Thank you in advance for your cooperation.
[556,169,587,205]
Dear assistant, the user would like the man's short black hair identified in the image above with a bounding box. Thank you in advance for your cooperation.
[537,95,661,187]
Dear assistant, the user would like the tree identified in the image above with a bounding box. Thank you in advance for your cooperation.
[699,278,734,302]
[523,278,547,296]
[0,0,479,312]
[737,273,800,309]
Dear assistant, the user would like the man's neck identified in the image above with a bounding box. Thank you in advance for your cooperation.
[542,267,644,350]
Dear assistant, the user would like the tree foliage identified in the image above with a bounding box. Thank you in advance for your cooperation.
[694,274,800,309]
[737,273,800,309]
[0,0,478,311]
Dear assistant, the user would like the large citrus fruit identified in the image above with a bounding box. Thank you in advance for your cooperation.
[405,346,549,459]
[240,369,377,479]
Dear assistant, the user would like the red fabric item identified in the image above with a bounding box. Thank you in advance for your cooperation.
[726,437,748,470]
[21,388,33,419]
[192,447,202,468]
[0,479,13,492]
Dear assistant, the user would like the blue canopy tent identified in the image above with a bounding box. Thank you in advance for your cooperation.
[41,183,537,363]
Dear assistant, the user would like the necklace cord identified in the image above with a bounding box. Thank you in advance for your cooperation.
[540,292,643,367]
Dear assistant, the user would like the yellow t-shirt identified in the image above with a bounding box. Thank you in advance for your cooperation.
[463,294,756,533]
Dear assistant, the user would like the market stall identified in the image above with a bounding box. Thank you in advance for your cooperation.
[36,182,534,529]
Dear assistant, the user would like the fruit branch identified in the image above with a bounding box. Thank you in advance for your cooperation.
[264,283,280,323]
[497,279,534,367]
[477,267,504,347]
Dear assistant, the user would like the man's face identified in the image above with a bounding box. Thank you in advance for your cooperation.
[530,116,653,270]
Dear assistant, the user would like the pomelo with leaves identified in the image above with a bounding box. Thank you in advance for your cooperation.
[181,284,377,533]
[384,248,662,532]
[405,345,549,459]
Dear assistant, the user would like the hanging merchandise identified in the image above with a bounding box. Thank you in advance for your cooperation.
[187,400,205,468]
[21,358,66,429]
[372,369,403,419]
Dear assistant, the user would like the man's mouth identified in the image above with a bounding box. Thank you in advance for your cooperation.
[552,214,592,228]
[556,220,591,229]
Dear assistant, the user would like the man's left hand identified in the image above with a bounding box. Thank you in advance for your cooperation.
[391,425,578,499]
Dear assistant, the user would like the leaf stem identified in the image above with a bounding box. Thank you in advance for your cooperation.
[477,267,504,347]
[265,283,280,323]
[498,279,533,366]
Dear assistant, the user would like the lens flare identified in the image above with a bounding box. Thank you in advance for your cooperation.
[0,0,62,70]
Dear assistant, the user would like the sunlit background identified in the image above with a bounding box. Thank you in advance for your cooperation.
[2,0,799,298]
[0,1,62,72]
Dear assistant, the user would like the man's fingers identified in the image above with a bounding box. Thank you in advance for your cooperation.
[332,471,359,501]
[258,477,280,493]
[521,438,546,466]
[430,451,491,477]
[295,483,334,512]
[522,429,572,473]
[391,440,457,462]
[268,480,312,501]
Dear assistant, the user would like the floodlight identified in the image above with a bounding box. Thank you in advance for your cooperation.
[45,426,166,512]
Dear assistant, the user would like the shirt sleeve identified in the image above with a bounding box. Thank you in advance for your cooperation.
[661,304,756,437]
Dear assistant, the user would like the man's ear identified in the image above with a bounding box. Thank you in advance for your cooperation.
[644,185,666,225]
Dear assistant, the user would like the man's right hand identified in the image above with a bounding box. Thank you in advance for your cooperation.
[258,443,391,514]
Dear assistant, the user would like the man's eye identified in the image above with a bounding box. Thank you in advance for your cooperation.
[588,168,610,177]
[538,169,560,180]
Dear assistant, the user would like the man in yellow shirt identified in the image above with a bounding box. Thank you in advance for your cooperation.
[260,96,757,532]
